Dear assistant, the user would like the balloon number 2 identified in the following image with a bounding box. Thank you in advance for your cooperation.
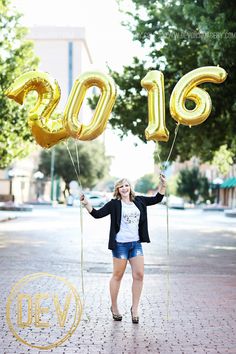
[5,71,117,148]
[5,66,227,148]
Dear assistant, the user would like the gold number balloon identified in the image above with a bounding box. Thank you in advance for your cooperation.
[141,70,169,142]
[170,66,227,126]
[5,71,69,148]
[64,71,117,140]
[6,66,227,148]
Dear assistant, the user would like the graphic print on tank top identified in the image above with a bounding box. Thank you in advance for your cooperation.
[116,202,140,242]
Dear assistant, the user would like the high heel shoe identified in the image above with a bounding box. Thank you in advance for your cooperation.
[130,307,139,324]
[110,306,122,321]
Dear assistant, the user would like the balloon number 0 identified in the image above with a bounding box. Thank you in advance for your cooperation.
[5,66,227,148]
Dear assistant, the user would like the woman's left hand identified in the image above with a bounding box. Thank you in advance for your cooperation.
[159,173,167,194]
[160,174,166,187]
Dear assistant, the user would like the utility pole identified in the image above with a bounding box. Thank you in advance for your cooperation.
[50,148,55,203]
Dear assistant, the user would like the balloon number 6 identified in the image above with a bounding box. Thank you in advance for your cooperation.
[5,66,227,148]
[170,66,227,127]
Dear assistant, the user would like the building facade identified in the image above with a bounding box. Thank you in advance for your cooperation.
[29,26,93,108]
[1,26,93,203]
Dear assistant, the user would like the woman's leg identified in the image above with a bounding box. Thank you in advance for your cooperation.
[110,257,127,314]
[129,255,144,317]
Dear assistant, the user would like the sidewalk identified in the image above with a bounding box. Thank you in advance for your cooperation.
[1,270,235,354]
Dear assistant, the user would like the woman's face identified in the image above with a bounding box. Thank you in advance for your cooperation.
[118,180,131,199]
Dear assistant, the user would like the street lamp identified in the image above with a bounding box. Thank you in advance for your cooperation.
[50,148,55,203]
[33,171,44,201]
[7,169,15,202]
[33,171,44,179]
[213,177,223,204]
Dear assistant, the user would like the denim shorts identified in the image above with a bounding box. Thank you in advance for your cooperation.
[112,241,144,260]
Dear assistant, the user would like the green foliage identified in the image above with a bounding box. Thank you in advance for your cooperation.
[166,173,179,196]
[212,144,234,176]
[176,167,210,203]
[135,173,158,193]
[110,0,236,162]
[38,140,111,190]
[0,0,39,168]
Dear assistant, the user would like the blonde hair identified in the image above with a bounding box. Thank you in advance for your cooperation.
[113,178,135,201]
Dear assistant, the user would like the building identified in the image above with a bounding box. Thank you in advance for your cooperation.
[220,164,236,208]
[1,26,93,203]
[29,26,93,109]
[155,156,236,207]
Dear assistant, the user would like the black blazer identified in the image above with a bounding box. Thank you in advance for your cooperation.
[90,193,164,250]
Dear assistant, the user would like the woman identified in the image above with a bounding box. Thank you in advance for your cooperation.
[80,174,166,323]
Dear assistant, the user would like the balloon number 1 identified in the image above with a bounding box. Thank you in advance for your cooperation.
[141,70,169,142]
[5,66,227,148]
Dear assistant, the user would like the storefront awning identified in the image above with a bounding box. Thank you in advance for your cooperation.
[220,177,236,188]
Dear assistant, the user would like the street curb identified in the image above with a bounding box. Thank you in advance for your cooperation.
[0,216,17,223]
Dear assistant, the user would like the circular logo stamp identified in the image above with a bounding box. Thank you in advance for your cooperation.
[6,273,82,350]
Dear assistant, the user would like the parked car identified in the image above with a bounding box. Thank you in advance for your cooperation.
[168,195,185,209]
[84,192,108,208]
[67,195,74,206]
[163,195,185,209]
[67,192,109,208]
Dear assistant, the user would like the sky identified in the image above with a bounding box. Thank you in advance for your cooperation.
[12,0,156,182]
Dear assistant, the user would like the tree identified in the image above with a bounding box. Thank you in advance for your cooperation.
[135,173,158,194]
[0,0,39,168]
[38,140,111,195]
[109,0,236,162]
[166,173,179,196]
[176,167,210,203]
[212,144,234,176]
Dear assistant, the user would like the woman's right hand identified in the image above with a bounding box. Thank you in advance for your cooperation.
[80,193,92,212]
[80,193,88,206]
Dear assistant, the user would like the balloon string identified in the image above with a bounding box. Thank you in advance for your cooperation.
[75,141,83,190]
[164,122,180,168]
[79,198,85,305]
[156,147,170,320]
[64,141,82,188]
[155,123,180,321]
[64,141,87,319]
[165,184,171,321]
[155,122,180,255]
[166,185,170,256]
[74,141,87,316]
[166,262,171,321]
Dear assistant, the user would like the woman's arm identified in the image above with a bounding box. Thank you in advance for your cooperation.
[138,174,166,206]
[80,194,111,218]
[90,202,112,218]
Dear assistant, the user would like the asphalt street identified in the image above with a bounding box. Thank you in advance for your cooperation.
[0,205,236,353]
